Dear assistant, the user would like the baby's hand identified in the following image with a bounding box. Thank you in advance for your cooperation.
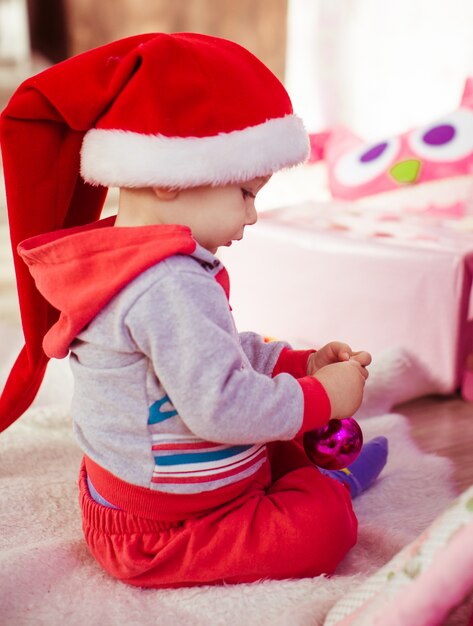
[313,359,368,419]
[307,341,371,375]
[350,350,372,369]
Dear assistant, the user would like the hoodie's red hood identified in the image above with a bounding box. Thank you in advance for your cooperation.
[18,216,197,358]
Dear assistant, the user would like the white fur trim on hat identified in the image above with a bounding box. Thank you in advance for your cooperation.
[80,115,309,188]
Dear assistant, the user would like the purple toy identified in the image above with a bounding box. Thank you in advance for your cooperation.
[303,417,363,470]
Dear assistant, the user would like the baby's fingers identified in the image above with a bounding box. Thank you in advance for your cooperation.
[349,358,369,380]
[351,350,372,367]
[332,342,352,361]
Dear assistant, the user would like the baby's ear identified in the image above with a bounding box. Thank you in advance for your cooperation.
[153,187,180,201]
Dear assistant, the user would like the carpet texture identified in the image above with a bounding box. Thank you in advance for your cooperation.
[0,352,457,626]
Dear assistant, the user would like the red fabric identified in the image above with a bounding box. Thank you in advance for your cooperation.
[0,216,194,432]
[214,266,231,301]
[272,347,316,378]
[18,217,196,359]
[79,440,357,587]
[93,33,293,138]
[0,32,295,431]
[84,455,270,522]
[0,32,294,432]
[272,348,331,434]
[273,348,332,438]
[0,34,158,430]
[296,377,332,436]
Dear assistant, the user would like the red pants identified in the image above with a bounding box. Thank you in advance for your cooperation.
[79,440,357,587]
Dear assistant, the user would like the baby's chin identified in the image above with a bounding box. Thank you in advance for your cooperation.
[354,176,473,214]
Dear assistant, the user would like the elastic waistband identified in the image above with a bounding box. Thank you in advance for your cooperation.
[79,461,182,534]
[83,455,271,522]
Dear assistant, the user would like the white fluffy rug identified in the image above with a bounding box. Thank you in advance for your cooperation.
[0,350,457,626]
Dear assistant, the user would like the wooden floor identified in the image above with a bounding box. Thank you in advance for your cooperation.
[398,393,473,493]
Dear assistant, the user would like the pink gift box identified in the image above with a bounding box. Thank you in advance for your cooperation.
[221,202,473,398]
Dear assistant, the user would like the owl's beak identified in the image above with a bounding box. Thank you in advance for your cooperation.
[389,159,421,184]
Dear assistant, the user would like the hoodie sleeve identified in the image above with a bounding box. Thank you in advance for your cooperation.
[238,332,316,379]
[124,267,330,444]
[237,331,288,375]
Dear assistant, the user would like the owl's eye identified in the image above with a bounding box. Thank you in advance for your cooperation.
[334,137,400,187]
[408,109,473,162]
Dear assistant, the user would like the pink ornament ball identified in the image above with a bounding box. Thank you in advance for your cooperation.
[303,417,363,470]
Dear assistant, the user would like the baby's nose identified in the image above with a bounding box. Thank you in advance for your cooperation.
[246,203,257,225]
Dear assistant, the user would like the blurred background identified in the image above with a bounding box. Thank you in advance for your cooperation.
[1,0,473,133]
[1,0,472,209]
[0,0,288,109]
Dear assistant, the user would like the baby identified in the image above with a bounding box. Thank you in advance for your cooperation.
[0,32,387,587]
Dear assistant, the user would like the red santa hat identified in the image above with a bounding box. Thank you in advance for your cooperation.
[0,32,309,431]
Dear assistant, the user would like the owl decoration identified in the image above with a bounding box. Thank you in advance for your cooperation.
[310,78,473,212]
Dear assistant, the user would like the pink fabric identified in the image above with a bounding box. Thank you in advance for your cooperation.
[373,518,473,626]
[309,78,473,202]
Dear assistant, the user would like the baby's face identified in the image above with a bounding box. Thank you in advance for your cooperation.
[168,176,271,254]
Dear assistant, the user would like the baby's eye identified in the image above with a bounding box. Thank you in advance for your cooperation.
[241,188,256,199]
